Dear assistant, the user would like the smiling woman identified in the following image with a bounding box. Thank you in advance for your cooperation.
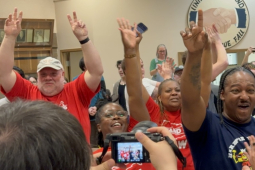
[95,99,129,147]
[93,99,157,170]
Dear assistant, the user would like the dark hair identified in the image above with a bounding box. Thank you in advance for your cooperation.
[0,100,91,170]
[181,50,188,66]
[116,60,122,68]
[103,89,112,101]
[100,79,106,91]
[157,78,180,119]
[156,44,168,59]
[100,80,112,102]
[121,59,126,73]
[13,66,25,78]
[217,66,255,123]
[79,57,86,71]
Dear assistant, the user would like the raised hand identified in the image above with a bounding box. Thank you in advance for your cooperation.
[207,25,221,44]
[88,106,97,116]
[158,57,176,79]
[181,10,207,53]
[117,18,137,52]
[246,47,255,55]
[4,8,23,38]
[67,12,88,41]
[135,30,143,47]
[243,135,255,170]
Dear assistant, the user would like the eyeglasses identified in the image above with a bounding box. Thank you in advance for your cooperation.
[158,50,166,53]
[103,110,128,119]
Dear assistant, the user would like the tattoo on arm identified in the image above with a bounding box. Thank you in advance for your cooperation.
[189,63,201,90]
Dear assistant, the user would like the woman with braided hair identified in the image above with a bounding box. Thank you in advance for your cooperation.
[181,10,255,170]
[116,16,198,169]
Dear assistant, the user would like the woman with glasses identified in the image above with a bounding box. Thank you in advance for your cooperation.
[116,18,199,170]
[150,44,174,82]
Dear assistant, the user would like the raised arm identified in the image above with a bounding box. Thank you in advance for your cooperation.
[117,18,150,121]
[67,12,103,92]
[157,57,175,80]
[0,8,22,93]
[200,27,212,107]
[180,10,207,132]
[241,47,254,66]
[210,25,229,81]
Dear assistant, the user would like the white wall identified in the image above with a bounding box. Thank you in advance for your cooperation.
[54,0,255,92]
[0,0,57,32]
[54,0,191,90]
[1,0,255,92]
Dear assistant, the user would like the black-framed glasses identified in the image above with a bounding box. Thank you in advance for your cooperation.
[103,110,128,119]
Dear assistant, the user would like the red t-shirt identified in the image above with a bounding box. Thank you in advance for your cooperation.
[1,72,99,143]
[128,97,194,170]
[93,148,156,170]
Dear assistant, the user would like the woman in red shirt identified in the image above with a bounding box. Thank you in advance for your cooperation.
[118,18,214,170]
[93,99,156,170]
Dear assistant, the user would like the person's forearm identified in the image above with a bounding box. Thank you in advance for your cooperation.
[241,51,251,66]
[135,46,142,80]
[150,69,157,76]
[201,45,212,106]
[125,48,141,98]
[81,40,103,77]
[126,48,150,121]
[211,41,228,80]
[181,51,202,105]
[214,41,228,65]
[0,36,16,78]
[211,43,217,64]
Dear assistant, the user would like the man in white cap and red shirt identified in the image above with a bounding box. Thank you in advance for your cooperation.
[0,8,103,144]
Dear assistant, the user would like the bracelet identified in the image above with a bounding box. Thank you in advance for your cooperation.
[124,54,136,58]
[79,37,90,44]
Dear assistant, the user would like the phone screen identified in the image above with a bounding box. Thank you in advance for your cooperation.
[116,142,144,163]
[137,23,148,34]
[131,22,148,36]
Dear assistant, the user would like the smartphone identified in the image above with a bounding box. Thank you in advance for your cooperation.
[252,48,255,53]
[132,22,148,36]
[137,23,148,34]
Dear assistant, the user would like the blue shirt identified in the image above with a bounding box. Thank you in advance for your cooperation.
[183,110,255,170]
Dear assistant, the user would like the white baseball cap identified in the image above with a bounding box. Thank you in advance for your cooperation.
[37,57,64,72]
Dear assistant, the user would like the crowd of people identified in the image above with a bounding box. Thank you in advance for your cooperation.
[0,7,255,170]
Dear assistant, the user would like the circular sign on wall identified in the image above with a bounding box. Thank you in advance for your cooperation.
[187,0,249,49]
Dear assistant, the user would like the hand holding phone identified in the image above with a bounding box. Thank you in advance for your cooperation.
[137,23,148,34]
[132,22,148,36]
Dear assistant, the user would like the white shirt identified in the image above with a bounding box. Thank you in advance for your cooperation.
[124,78,157,114]
[0,97,10,107]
